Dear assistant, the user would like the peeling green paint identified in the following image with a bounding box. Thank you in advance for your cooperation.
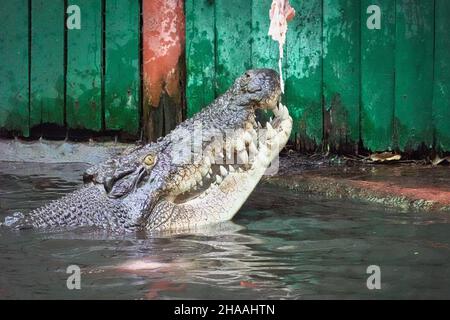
[215,0,252,95]
[286,0,323,148]
[186,0,216,117]
[433,0,450,152]
[30,0,65,128]
[104,0,140,135]
[323,0,360,151]
[66,0,102,131]
[0,0,29,136]
[361,0,395,152]
[394,0,434,151]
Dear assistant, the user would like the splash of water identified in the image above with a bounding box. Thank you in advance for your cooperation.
[268,0,295,93]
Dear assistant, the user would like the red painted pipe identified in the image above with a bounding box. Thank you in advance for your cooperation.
[142,0,185,109]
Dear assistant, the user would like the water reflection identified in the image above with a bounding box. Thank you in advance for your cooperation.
[1,162,450,299]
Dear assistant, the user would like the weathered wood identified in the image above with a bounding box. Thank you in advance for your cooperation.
[394,0,434,151]
[142,0,185,142]
[0,0,29,136]
[251,0,279,71]
[66,0,102,131]
[30,0,65,128]
[323,0,360,152]
[286,0,323,150]
[361,0,396,152]
[185,0,216,117]
[104,0,140,136]
[433,0,450,152]
[215,0,252,95]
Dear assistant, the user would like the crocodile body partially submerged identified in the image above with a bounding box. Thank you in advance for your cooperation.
[5,69,292,233]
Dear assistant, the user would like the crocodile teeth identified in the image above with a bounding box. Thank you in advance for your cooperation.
[206,173,211,179]
[249,142,258,156]
[243,131,253,144]
[266,122,275,139]
[215,175,223,184]
[273,105,280,117]
[228,165,235,173]
[220,165,228,177]
[235,138,245,152]
[237,150,249,164]
[209,168,213,175]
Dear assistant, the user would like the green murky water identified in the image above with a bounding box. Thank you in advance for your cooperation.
[0,162,449,299]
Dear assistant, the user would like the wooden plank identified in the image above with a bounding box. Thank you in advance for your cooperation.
[433,0,450,152]
[142,0,184,141]
[185,0,216,117]
[30,0,65,128]
[251,0,279,71]
[361,0,396,152]
[286,0,323,150]
[0,0,29,136]
[323,0,360,152]
[104,0,140,135]
[215,0,252,95]
[66,0,102,131]
[394,0,434,151]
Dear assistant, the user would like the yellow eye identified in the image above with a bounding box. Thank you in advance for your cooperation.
[144,155,155,166]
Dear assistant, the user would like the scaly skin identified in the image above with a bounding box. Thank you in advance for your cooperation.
[4,69,292,233]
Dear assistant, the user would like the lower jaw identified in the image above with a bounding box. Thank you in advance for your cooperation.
[147,103,293,233]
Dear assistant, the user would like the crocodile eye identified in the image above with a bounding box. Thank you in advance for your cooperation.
[144,155,156,167]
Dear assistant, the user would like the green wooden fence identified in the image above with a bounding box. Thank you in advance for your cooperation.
[0,0,140,137]
[1,0,449,153]
[186,0,450,153]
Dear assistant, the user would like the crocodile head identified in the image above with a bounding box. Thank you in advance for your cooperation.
[8,69,292,233]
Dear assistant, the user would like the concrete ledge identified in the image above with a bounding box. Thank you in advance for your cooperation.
[0,138,130,165]
[266,162,450,212]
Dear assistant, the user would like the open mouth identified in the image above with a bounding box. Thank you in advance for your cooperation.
[155,102,292,229]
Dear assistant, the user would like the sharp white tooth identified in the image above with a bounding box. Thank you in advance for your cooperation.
[281,119,292,132]
[269,116,273,123]
[243,131,253,143]
[273,105,280,117]
[228,165,235,173]
[238,167,243,173]
[199,180,203,187]
[281,104,289,119]
[266,122,276,139]
[249,142,258,155]
[209,168,213,175]
[216,175,222,184]
[220,165,228,177]
[206,173,211,179]
[235,138,245,151]
[237,150,249,164]
[257,122,262,129]
[259,144,270,156]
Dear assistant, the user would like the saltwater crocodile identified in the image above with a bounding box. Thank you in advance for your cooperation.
[4,69,292,233]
